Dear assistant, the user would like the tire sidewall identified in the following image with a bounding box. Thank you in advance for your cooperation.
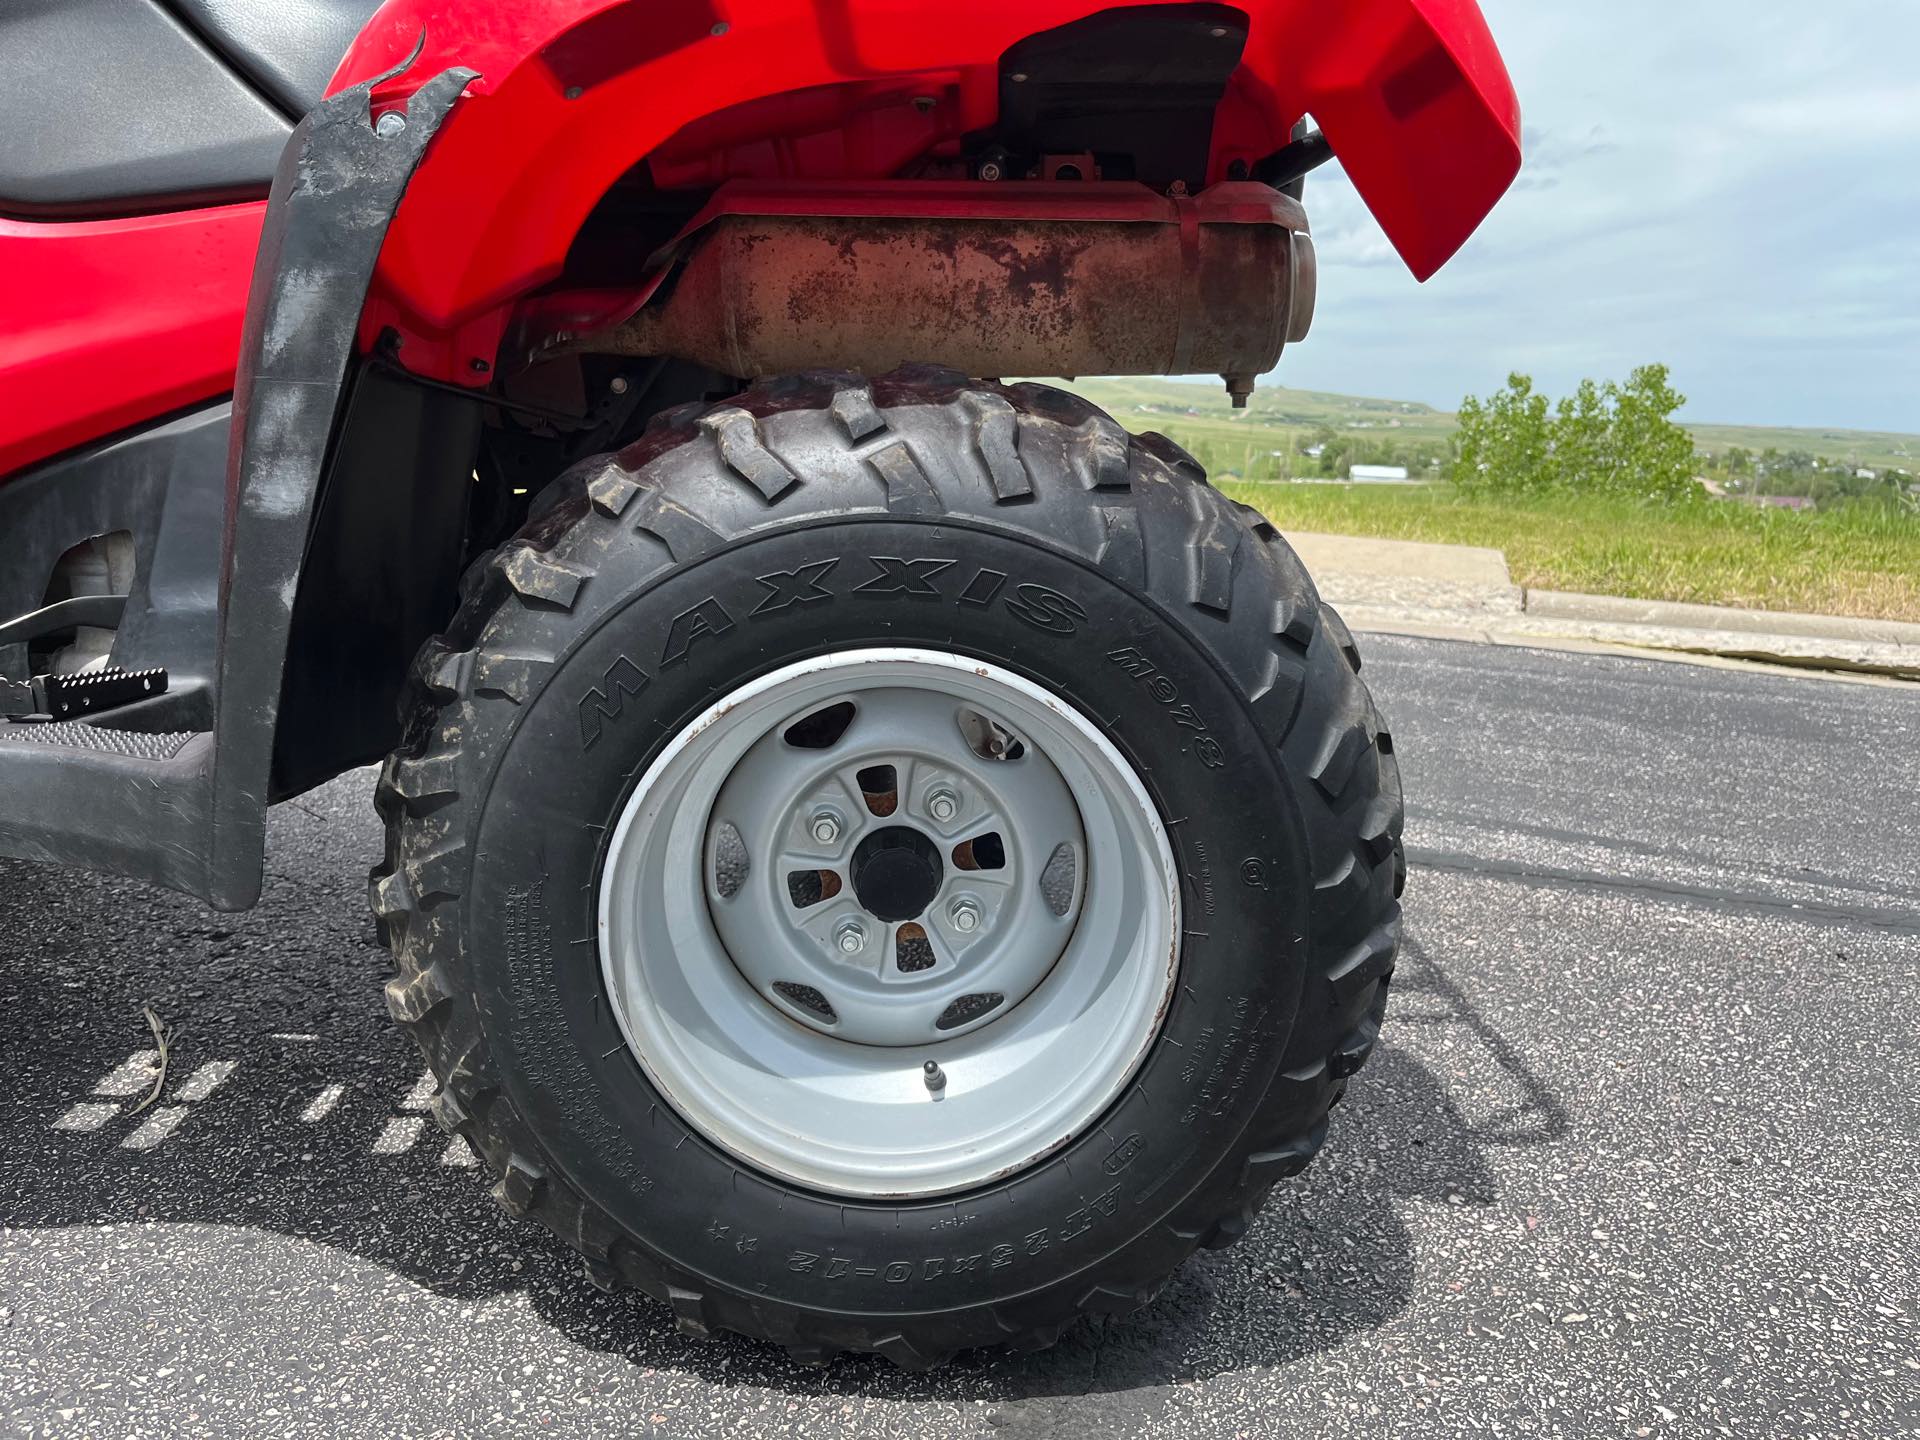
[464,514,1318,1316]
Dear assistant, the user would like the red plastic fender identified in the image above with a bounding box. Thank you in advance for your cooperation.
[333,0,1520,383]
[0,205,265,477]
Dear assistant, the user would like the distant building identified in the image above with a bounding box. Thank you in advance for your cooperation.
[1348,464,1411,483]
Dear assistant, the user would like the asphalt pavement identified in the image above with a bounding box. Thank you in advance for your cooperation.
[3,635,1916,1439]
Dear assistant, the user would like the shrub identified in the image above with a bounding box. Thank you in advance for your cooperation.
[1453,365,1697,503]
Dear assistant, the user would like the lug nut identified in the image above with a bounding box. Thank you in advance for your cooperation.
[835,919,867,954]
[926,787,958,822]
[811,810,843,845]
[948,897,981,934]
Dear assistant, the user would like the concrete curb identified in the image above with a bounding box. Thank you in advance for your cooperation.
[1500,615,1920,683]
[1524,590,1920,648]
[1283,531,1920,684]
[1327,611,1919,687]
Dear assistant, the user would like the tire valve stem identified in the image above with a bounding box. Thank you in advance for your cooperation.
[923,1060,947,1099]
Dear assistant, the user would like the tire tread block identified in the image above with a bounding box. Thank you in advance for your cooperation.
[702,408,800,503]
[497,547,587,611]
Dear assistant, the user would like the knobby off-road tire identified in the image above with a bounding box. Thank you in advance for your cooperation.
[370,368,1404,1366]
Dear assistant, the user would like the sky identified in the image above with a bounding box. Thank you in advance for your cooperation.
[1268,1,1920,434]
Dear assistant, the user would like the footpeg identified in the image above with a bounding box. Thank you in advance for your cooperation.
[1,666,168,720]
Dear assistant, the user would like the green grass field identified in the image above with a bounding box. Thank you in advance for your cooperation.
[1041,378,1920,621]
[1214,481,1920,622]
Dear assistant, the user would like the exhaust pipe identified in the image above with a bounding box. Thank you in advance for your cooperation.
[595,181,1315,407]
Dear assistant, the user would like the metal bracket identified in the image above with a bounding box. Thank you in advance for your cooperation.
[0,676,30,718]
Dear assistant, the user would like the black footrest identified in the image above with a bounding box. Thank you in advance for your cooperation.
[43,665,170,718]
[1,666,170,720]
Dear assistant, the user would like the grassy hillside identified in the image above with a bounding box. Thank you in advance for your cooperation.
[1055,377,1920,473]
[1679,421,1920,473]
[1038,377,1920,620]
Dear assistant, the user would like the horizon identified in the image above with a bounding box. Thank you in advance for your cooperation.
[1154,375,1920,443]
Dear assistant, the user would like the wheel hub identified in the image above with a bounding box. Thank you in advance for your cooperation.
[701,678,1088,1048]
[849,826,943,922]
[595,649,1179,1198]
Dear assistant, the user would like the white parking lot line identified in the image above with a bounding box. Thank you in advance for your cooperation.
[400,1069,436,1110]
[121,1106,188,1151]
[92,1050,160,1097]
[372,1116,424,1154]
[172,1060,236,1103]
[300,1083,345,1122]
[439,1137,477,1168]
[51,1102,121,1132]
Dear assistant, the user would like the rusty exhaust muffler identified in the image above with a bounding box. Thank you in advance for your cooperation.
[593,180,1315,406]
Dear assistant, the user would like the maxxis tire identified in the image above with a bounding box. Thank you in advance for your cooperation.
[370,368,1405,1367]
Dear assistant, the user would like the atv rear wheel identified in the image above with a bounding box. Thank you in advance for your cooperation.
[371,368,1403,1365]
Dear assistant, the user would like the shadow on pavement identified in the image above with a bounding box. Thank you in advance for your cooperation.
[0,779,1570,1415]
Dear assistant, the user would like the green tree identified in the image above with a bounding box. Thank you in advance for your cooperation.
[1452,364,1698,503]
[1552,378,1610,491]
[1605,364,1696,502]
[1453,373,1552,494]
[1754,449,1819,496]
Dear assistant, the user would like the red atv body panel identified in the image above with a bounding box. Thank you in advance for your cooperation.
[0,0,1517,476]
[0,205,265,477]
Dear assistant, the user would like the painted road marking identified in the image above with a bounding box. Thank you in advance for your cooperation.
[51,1057,239,1149]
[373,1116,425,1154]
[121,1106,189,1151]
[92,1050,161,1097]
[173,1060,237,1102]
[55,1056,484,1167]
[301,1083,345,1122]
[52,1102,121,1133]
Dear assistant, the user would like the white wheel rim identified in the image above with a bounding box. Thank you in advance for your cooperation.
[597,648,1179,1199]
